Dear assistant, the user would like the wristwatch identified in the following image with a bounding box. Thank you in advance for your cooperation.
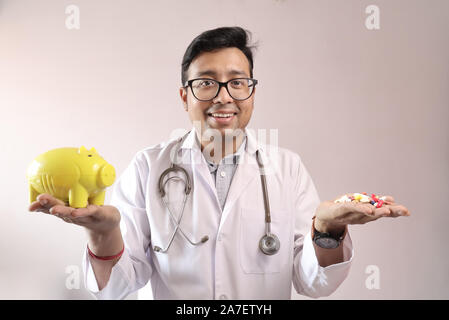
[312,220,345,249]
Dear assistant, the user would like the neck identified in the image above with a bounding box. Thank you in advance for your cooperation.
[199,130,245,164]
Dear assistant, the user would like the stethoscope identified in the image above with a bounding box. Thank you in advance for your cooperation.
[153,132,280,256]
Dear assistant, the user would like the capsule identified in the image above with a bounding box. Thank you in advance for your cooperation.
[376,200,384,208]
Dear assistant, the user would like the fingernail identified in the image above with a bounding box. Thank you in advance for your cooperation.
[397,211,403,216]
[40,199,48,205]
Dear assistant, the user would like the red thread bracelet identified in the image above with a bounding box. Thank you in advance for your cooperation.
[87,245,124,261]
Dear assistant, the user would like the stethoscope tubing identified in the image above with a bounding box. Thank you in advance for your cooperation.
[155,131,280,255]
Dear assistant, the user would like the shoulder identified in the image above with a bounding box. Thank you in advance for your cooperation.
[134,135,180,164]
[125,135,181,176]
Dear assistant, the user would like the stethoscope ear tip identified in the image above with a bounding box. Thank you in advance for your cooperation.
[201,236,209,243]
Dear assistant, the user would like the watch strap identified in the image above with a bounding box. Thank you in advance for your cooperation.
[311,216,348,244]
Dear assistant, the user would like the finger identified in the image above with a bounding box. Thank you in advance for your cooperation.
[50,204,76,217]
[28,199,60,214]
[372,206,391,218]
[28,200,44,212]
[379,195,395,204]
[340,202,374,216]
[34,193,66,211]
[384,204,411,217]
[70,204,101,218]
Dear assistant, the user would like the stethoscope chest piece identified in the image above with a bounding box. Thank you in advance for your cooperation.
[259,233,280,255]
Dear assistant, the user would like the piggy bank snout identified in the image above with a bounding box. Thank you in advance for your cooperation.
[98,164,116,188]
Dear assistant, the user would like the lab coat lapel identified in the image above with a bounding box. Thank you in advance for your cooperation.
[219,129,261,230]
[179,129,221,210]
[191,148,222,209]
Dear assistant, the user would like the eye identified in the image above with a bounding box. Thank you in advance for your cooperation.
[230,79,244,87]
[88,155,92,157]
[199,80,215,87]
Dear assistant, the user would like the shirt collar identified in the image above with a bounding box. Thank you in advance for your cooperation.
[205,135,247,171]
[180,126,259,156]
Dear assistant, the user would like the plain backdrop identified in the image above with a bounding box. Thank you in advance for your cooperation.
[0,0,448,299]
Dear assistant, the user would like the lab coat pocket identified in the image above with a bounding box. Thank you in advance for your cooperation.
[240,208,290,274]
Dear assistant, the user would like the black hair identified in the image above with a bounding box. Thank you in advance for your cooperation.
[181,26,257,85]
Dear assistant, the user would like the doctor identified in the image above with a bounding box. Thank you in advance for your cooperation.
[29,26,410,299]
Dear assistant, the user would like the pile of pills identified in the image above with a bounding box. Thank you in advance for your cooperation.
[334,192,387,208]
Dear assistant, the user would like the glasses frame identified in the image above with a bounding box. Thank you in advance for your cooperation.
[184,77,258,102]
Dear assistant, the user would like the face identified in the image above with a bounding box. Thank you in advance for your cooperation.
[179,47,256,141]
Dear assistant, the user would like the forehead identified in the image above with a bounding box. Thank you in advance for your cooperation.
[188,47,251,79]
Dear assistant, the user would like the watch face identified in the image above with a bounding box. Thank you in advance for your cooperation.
[315,237,340,249]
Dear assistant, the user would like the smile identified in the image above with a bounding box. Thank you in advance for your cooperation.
[208,112,237,118]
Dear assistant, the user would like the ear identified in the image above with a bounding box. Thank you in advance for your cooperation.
[179,87,188,112]
[78,146,87,154]
[90,147,97,153]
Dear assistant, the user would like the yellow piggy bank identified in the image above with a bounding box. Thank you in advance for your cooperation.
[27,146,116,208]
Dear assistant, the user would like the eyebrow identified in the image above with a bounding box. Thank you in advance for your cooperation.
[195,69,249,78]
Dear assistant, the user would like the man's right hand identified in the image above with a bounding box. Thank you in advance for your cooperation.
[28,193,121,235]
[29,193,124,289]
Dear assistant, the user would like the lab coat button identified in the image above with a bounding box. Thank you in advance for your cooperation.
[219,294,228,300]
[220,171,226,178]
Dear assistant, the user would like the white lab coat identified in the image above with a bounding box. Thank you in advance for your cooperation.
[83,127,354,300]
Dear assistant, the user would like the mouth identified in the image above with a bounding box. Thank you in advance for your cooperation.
[206,111,238,124]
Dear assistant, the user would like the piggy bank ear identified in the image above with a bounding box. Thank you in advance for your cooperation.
[90,147,97,154]
[78,146,87,154]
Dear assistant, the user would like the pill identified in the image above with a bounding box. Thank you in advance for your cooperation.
[360,195,371,202]
[376,200,384,208]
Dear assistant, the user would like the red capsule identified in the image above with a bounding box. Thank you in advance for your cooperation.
[376,200,384,208]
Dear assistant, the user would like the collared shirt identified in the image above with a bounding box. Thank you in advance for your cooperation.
[204,136,247,211]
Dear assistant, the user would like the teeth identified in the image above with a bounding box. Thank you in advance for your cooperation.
[211,113,234,118]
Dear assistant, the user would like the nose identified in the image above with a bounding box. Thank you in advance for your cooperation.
[212,85,234,104]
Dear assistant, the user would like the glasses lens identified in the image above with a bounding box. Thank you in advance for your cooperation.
[227,78,255,100]
[191,79,219,101]
[190,78,256,101]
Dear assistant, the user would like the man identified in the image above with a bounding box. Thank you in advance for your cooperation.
[28,27,410,299]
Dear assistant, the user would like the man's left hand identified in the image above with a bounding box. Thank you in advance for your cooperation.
[314,194,411,234]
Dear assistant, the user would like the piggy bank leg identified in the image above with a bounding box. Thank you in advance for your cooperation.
[29,184,39,204]
[89,190,106,206]
[68,184,89,208]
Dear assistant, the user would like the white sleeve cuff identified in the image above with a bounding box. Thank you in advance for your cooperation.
[297,230,354,297]
[82,246,133,300]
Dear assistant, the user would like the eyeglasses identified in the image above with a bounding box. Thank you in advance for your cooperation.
[184,78,258,101]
